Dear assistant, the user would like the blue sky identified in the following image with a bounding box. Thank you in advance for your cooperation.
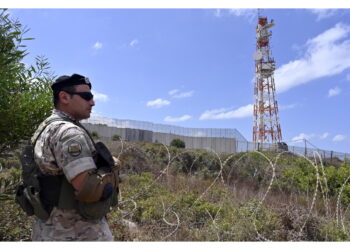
[7,7,350,153]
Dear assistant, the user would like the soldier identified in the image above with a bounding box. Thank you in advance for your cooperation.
[29,73,119,241]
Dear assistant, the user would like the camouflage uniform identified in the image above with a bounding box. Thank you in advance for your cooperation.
[31,109,114,241]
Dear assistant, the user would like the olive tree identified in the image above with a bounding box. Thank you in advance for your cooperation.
[0,9,54,153]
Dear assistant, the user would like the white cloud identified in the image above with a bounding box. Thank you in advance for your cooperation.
[275,23,350,93]
[146,98,170,108]
[168,89,194,99]
[310,9,338,21]
[228,9,257,22]
[214,9,257,22]
[199,104,253,120]
[93,42,103,50]
[168,89,179,95]
[91,90,108,102]
[173,91,194,99]
[328,86,341,97]
[292,133,316,142]
[292,132,330,142]
[320,132,330,139]
[164,115,191,122]
[333,134,347,142]
[130,39,139,47]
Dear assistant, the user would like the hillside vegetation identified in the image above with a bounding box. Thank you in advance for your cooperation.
[1,140,350,241]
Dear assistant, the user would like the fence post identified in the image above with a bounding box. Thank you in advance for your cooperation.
[331,151,333,164]
[345,153,347,164]
[304,139,307,157]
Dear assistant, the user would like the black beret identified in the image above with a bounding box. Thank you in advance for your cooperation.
[51,73,92,92]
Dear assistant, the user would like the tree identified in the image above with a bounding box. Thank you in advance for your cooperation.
[170,138,186,149]
[0,9,54,153]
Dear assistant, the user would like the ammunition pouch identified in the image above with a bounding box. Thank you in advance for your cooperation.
[57,173,119,221]
[75,168,118,203]
[15,184,50,220]
[72,141,119,220]
[15,184,34,216]
[16,169,119,221]
[76,187,118,221]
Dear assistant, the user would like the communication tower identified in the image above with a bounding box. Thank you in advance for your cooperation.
[252,15,282,150]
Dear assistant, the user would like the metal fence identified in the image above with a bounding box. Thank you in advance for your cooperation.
[83,116,349,162]
[236,140,350,161]
[84,116,247,141]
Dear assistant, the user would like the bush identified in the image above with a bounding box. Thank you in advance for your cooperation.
[3,140,350,241]
[0,9,54,153]
[170,139,185,149]
[0,200,33,241]
[90,131,99,139]
[112,134,121,141]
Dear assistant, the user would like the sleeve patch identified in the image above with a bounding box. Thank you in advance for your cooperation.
[67,140,82,157]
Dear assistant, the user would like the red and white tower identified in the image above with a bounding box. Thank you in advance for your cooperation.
[253,16,282,150]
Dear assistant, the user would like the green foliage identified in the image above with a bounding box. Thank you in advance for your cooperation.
[140,142,221,175]
[122,173,168,201]
[0,157,31,238]
[0,200,33,240]
[90,131,99,139]
[279,161,317,192]
[319,221,350,241]
[2,140,350,241]
[0,157,22,200]
[0,9,54,153]
[0,157,21,170]
[112,134,121,141]
[275,158,350,204]
[170,138,185,149]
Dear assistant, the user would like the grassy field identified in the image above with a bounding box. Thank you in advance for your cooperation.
[1,141,350,241]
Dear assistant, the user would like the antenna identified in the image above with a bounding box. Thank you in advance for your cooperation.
[252,15,282,151]
[257,8,261,17]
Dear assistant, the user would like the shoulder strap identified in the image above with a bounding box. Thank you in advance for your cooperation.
[32,117,96,148]
[31,117,70,147]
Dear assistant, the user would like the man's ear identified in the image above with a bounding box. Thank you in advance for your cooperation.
[59,91,71,105]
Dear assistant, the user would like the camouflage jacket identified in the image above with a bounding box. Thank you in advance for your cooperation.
[31,109,113,241]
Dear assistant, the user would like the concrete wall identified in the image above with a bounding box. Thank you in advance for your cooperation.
[153,132,236,153]
[82,123,236,154]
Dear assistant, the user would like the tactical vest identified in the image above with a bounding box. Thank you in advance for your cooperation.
[15,117,119,221]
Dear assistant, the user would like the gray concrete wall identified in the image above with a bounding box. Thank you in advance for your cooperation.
[82,123,236,154]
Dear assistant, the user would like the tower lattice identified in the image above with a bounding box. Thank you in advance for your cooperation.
[253,16,282,150]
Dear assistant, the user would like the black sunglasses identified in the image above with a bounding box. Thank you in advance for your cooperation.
[65,91,94,101]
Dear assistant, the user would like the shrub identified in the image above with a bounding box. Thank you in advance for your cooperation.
[0,9,54,153]
[0,200,33,241]
[112,134,121,141]
[90,131,99,139]
[170,139,185,149]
